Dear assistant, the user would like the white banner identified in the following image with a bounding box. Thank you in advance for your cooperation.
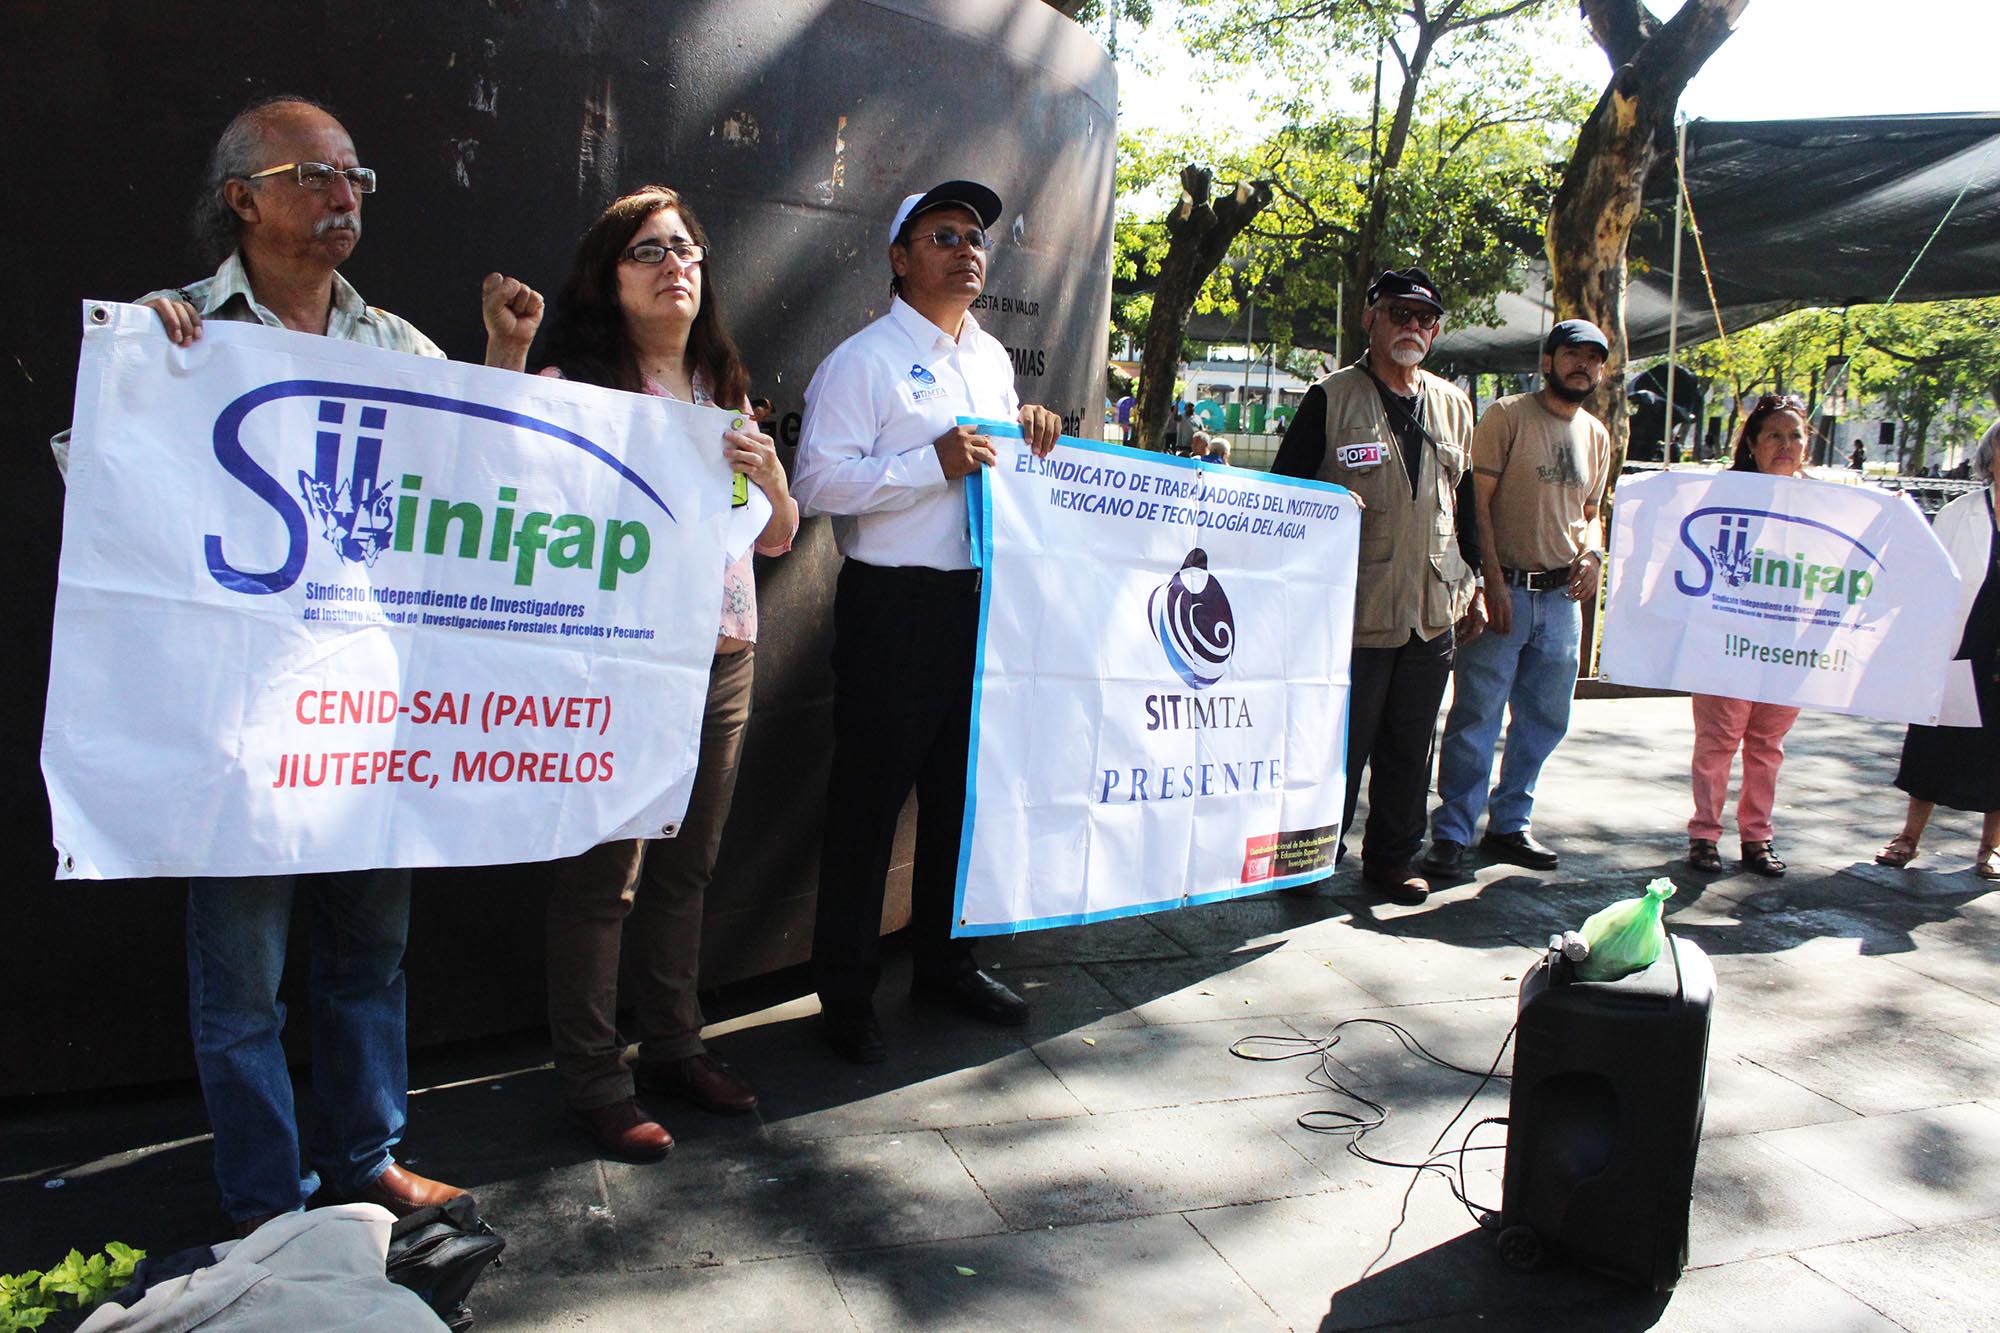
[44,302,766,880]
[954,426,1359,936]
[1599,468,1960,724]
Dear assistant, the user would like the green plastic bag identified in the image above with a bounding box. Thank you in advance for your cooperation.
[1572,878,1677,982]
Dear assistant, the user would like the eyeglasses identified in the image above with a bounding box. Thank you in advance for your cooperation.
[914,228,991,252]
[1379,303,1441,330]
[245,161,377,193]
[621,241,708,266]
[1752,393,1806,412]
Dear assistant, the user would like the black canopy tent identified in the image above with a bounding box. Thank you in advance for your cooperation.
[1443,111,2000,369]
[1180,112,2000,371]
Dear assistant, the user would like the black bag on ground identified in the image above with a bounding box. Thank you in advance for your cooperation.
[385,1193,505,1332]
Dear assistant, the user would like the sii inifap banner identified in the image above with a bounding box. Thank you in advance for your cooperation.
[954,424,1360,936]
[43,303,765,879]
[1599,468,1959,724]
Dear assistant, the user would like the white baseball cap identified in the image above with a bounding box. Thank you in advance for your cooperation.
[888,180,1003,244]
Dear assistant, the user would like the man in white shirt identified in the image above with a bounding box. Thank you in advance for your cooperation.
[793,180,1060,1062]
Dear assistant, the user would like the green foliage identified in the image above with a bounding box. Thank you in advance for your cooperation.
[0,1244,145,1331]
[1112,0,1595,365]
[1672,299,2000,466]
[1067,0,1155,25]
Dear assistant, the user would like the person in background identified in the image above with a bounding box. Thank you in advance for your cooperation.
[1424,320,1611,880]
[1205,435,1231,464]
[1271,266,1483,906]
[487,185,797,1160]
[1686,395,1811,878]
[1875,426,2000,880]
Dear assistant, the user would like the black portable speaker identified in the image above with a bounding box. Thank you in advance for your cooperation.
[1498,934,1715,1291]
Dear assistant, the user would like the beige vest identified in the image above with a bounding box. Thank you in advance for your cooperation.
[1311,364,1476,648]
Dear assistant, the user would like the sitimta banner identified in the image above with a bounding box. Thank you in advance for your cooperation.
[43,303,764,879]
[954,424,1359,936]
[1599,469,1959,724]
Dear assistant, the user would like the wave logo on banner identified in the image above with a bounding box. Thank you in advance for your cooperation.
[1673,506,1881,615]
[205,381,677,598]
[1148,548,1235,689]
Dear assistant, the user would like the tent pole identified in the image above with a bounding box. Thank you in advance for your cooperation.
[1664,115,1688,465]
[1243,293,1254,428]
[1335,279,1344,366]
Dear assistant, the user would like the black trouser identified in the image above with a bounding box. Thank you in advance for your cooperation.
[812,560,980,1006]
[1344,628,1455,872]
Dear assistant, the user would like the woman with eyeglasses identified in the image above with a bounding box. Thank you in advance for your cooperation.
[1875,424,2000,880]
[1686,395,1810,877]
[484,185,797,1160]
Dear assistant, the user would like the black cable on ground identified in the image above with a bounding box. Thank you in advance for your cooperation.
[1229,1017,1517,1228]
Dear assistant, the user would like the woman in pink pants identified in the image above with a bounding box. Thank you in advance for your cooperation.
[1687,395,1810,878]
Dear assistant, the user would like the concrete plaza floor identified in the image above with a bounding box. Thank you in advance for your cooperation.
[5,696,1999,1330]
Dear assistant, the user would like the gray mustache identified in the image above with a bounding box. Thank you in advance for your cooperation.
[315,215,360,237]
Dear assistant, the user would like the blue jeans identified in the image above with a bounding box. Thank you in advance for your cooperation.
[1431,585,1582,845]
[186,870,411,1221]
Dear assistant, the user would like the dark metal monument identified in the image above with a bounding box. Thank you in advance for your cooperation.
[1,0,1115,1094]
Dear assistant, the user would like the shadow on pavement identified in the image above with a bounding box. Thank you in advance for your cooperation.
[1315,1228,1672,1332]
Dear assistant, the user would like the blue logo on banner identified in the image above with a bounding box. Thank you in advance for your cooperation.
[1149,548,1235,689]
[908,363,937,386]
[299,399,395,566]
[1673,505,1881,605]
[204,380,678,596]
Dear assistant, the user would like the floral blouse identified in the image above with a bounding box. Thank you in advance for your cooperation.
[539,366,794,643]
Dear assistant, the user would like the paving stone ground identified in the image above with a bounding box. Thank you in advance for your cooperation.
[5,697,1997,1331]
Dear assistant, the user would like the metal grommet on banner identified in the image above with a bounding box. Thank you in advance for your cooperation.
[88,305,110,325]
[661,823,679,837]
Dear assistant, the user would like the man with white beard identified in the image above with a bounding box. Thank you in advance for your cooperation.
[1271,268,1484,905]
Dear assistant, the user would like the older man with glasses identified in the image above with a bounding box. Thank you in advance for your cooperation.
[1272,267,1485,905]
[53,94,541,1235]
[793,180,1060,1062]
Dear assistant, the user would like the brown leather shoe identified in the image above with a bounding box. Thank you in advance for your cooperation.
[351,1163,468,1216]
[571,1098,674,1161]
[637,1053,759,1116]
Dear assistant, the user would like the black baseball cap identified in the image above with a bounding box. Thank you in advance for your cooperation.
[888,181,1003,243]
[1545,319,1610,354]
[1366,267,1443,312]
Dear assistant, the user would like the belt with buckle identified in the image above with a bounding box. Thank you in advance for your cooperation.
[1501,566,1572,591]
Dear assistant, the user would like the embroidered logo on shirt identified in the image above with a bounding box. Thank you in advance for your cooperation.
[1337,443,1386,468]
[908,363,938,386]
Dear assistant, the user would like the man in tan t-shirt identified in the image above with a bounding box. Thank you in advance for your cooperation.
[1424,320,1611,878]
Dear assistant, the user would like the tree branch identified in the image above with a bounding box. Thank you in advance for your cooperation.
[1444,0,1549,33]
[1581,0,1660,69]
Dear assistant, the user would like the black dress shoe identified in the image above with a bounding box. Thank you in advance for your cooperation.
[1421,839,1468,878]
[1360,861,1429,906]
[912,967,1030,1026]
[1481,829,1559,870]
[821,1001,887,1064]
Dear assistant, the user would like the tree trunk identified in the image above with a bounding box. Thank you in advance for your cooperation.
[1547,0,1747,474]
[1345,29,1437,360]
[1134,166,1274,450]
